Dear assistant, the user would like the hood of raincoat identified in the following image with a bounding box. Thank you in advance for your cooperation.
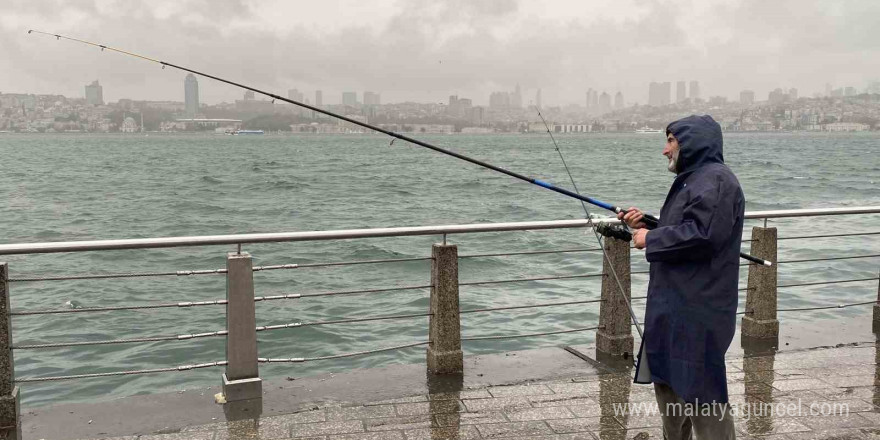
[665,115,724,174]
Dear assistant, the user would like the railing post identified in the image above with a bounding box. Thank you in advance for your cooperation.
[873,268,880,333]
[222,252,262,402]
[427,243,463,374]
[0,263,21,440]
[595,236,633,358]
[741,226,779,340]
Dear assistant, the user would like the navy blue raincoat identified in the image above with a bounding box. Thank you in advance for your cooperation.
[633,115,745,404]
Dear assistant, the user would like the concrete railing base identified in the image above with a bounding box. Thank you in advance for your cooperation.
[222,374,262,402]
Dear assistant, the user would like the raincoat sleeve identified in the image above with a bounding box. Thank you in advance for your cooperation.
[644,176,736,263]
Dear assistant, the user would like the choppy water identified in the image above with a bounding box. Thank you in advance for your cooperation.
[0,132,879,407]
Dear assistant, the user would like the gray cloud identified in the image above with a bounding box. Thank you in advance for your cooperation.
[1,0,878,105]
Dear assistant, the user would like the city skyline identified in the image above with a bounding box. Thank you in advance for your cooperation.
[2,1,879,107]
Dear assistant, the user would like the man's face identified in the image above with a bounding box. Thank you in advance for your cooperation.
[663,133,680,173]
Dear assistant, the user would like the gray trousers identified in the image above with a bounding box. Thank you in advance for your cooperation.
[653,383,736,439]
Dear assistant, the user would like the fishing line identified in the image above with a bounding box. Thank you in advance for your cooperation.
[26,30,769,267]
[536,110,643,338]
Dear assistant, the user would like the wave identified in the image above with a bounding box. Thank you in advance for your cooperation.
[200,176,223,184]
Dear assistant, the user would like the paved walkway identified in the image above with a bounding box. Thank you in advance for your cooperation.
[78,342,880,440]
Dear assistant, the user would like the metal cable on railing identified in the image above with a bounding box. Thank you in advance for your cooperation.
[459,272,603,287]
[777,231,880,241]
[458,248,603,259]
[259,341,430,363]
[256,312,433,332]
[9,257,432,283]
[12,330,227,350]
[461,325,602,341]
[777,277,880,289]
[777,254,880,264]
[459,299,603,315]
[737,300,878,315]
[277,284,432,300]
[9,268,227,283]
[10,299,227,316]
[14,361,227,383]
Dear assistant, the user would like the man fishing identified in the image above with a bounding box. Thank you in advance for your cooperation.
[619,114,744,439]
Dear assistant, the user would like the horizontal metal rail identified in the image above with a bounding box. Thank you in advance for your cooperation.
[256,312,432,332]
[777,254,880,264]
[776,300,878,312]
[10,258,431,283]
[458,248,603,259]
[9,269,224,282]
[459,299,603,314]
[10,299,227,316]
[777,277,880,289]
[459,273,603,287]
[15,361,227,383]
[12,330,227,350]
[461,325,602,341]
[0,206,876,255]
[298,284,431,299]
[259,341,429,363]
[737,300,878,315]
[777,231,880,241]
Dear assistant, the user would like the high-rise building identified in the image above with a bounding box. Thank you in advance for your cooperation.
[243,90,255,100]
[768,88,786,104]
[614,91,624,109]
[648,82,671,106]
[315,90,323,107]
[184,74,199,118]
[85,80,104,106]
[510,84,522,108]
[740,90,755,105]
[288,89,305,115]
[535,88,542,109]
[598,92,611,114]
[676,81,687,103]
[585,88,598,112]
[342,92,358,106]
[689,81,701,101]
[363,91,381,106]
[489,91,510,108]
[288,88,304,102]
[788,88,798,101]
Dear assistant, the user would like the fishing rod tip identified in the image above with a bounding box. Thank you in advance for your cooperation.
[27,30,32,34]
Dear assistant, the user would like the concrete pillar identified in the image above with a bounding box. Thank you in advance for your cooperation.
[427,244,463,374]
[596,237,633,357]
[741,227,779,339]
[0,263,21,440]
[873,268,880,333]
[222,252,262,402]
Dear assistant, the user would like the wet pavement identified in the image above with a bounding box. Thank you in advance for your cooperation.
[64,341,880,440]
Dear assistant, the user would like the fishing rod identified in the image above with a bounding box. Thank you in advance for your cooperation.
[28,30,769,267]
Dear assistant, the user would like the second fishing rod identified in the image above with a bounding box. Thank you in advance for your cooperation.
[28,30,770,266]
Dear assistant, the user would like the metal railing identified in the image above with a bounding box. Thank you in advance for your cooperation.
[0,206,877,439]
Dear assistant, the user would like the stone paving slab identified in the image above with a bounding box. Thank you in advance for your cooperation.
[64,342,880,440]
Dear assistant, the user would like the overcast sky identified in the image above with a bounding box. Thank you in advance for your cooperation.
[2,0,879,106]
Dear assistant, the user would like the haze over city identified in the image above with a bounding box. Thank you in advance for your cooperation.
[2,0,879,106]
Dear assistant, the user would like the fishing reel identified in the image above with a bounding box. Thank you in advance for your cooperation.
[596,223,633,242]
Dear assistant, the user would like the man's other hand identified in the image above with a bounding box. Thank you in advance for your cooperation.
[633,229,648,249]
[618,207,646,229]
